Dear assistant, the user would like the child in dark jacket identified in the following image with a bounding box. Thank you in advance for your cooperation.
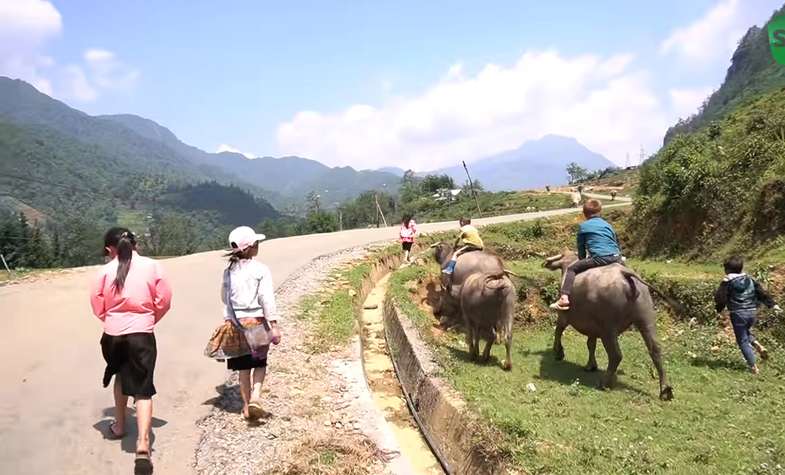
[714,256,781,374]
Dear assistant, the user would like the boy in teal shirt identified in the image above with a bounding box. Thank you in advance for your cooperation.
[551,199,622,310]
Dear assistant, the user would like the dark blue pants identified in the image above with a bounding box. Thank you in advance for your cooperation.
[730,310,758,367]
[560,255,622,296]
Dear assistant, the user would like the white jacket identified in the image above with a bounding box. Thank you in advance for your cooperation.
[221,259,279,321]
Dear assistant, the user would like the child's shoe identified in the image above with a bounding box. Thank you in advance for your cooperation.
[753,341,769,359]
[442,260,457,275]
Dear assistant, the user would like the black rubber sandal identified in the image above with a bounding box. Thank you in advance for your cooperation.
[134,451,153,475]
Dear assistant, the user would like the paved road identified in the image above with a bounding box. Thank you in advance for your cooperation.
[0,202,628,474]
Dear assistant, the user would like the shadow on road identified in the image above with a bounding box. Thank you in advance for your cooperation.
[93,407,167,454]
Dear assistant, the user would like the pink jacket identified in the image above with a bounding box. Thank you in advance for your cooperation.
[90,252,173,336]
[399,220,417,243]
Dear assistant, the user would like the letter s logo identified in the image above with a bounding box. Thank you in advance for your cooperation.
[774,29,785,47]
[769,17,785,65]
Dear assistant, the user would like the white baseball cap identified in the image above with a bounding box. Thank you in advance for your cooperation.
[228,226,266,251]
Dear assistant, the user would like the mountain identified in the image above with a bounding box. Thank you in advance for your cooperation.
[98,114,400,207]
[428,135,615,191]
[663,4,785,144]
[0,77,401,212]
[376,166,406,177]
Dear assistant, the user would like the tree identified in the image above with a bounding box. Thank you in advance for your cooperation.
[420,174,456,193]
[303,211,338,234]
[566,162,589,184]
[305,191,321,213]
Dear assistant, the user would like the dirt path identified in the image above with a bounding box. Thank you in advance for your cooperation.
[0,206,614,474]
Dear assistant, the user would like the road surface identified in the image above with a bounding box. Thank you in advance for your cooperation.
[0,202,627,474]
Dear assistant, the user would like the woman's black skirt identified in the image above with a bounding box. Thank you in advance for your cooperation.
[101,332,157,398]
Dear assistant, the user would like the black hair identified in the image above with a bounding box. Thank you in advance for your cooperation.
[723,255,744,274]
[225,242,258,269]
[402,214,413,227]
[460,217,471,225]
[104,227,136,291]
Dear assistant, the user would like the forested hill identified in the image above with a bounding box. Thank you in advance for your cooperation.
[663,4,785,144]
[101,113,399,207]
[629,87,785,259]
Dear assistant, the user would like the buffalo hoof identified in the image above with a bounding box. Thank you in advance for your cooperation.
[584,364,598,372]
[502,360,512,371]
[554,348,565,361]
[659,386,674,401]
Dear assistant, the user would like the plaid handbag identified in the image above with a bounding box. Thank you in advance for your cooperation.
[204,268,271,360]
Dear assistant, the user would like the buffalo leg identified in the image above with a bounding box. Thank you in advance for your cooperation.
[600,334,622,389]
[481,337,493,363]
[585,337,598,372]
[553,320,567,361]
[466,326,478,361]
[638,322,673,401]
[502,319,513,371]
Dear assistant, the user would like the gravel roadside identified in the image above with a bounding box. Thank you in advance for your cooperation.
[194,245,394,475]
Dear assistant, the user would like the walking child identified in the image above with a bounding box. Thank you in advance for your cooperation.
[399,215,417,263]
[90,228,172,475]
[714,256,781,374]
[210,226,282,420]
[551,199,621,310]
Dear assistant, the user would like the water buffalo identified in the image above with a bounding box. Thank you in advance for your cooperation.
[460,272,516,370]
[431,242,506,310]
[432,242,516,370]
[543,252,674,400]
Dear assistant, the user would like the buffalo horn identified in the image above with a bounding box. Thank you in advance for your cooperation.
[545,254,563,263]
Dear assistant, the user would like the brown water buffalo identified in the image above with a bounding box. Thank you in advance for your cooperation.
[460,272,516,370]
[432,242,516,370]
[544,251,674,400]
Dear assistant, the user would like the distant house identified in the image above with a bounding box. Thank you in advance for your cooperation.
[432,188,463,202]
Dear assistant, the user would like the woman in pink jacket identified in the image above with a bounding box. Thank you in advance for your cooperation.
[90,227,172,475]
[399,215,417,263]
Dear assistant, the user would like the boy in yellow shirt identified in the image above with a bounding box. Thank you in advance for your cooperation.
[442,217,484,276]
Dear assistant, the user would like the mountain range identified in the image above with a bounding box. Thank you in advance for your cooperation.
[426,135,615,191]
[0,77,398,211]
[0,76,615,220]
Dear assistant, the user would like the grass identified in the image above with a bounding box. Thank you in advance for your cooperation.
[296,245,399,352]
[387,212,785,473]
[410,191,573,223]
[436,322,785,474]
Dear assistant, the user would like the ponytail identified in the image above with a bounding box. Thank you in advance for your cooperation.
[103,227,136,291]
[225,247,254,270]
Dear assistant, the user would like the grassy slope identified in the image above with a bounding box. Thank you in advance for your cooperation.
[389,213,785,473]
[407,191,572,223]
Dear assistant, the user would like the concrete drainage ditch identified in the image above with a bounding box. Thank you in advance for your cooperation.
[354,251,506,475]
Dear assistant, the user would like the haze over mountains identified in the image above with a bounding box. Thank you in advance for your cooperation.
[422,135,615,191]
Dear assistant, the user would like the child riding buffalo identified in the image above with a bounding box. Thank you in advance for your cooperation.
[551,199,621,310]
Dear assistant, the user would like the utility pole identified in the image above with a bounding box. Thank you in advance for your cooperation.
[639,146,645,165]
[462,161,483,217]
[0,252,12,278]
[338,210,343,231]
[374,193,388,228]
[625,152,630,168]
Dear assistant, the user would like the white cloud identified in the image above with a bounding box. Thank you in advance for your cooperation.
[0,0,138,102]
[660,0,781,63]
[84,47,140,90]
[217,144,255,159]
[669,86,714,120]
[276,51,672,169]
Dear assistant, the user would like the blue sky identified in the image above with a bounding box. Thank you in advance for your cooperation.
[1,0,782,169]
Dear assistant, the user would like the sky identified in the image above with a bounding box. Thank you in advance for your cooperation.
[0,0,782,170]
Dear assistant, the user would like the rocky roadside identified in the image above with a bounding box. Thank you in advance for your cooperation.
[194,246,396,475]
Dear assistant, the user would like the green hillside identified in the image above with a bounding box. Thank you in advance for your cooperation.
[664,5,785,144]
[630,88,785,259]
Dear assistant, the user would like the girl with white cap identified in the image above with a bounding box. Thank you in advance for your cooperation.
[206,226,281,420]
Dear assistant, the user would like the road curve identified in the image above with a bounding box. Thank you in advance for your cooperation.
[0,202,628,474]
